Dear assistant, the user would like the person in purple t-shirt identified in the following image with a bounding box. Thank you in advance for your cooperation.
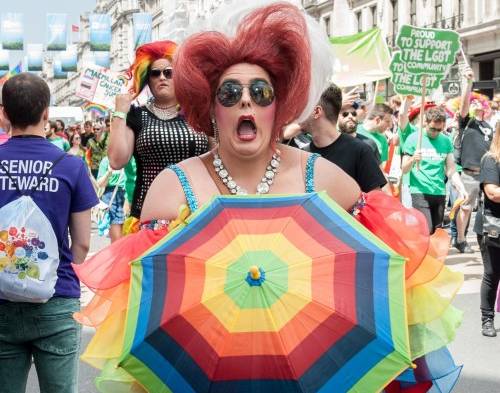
[0,73,98,393]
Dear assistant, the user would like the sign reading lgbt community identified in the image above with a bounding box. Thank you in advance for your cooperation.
[390,25,461,96]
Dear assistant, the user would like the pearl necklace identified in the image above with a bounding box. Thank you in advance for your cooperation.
[146,99,179,120]
[212,150,281,195]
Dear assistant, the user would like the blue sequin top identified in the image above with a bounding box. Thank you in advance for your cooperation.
[170,154,320,213]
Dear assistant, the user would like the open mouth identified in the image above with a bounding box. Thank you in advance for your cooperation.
[237,115,257,141]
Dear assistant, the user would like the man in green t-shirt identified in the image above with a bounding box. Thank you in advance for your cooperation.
[356,103,394,169]
[402,107,468,234]
[44,120,70,151]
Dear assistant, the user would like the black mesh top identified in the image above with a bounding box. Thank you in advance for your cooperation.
[126,105,209,218]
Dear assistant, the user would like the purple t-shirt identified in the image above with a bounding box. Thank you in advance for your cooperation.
[0,136,99,299]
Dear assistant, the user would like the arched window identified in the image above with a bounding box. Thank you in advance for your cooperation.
[410,0,417,25]
[435,0,443,26]
[391,0,398,35]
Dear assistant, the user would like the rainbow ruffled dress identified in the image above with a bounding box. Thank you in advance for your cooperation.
[74,159,463,393]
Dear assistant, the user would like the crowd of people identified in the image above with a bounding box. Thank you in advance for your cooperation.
[0,2,499,393]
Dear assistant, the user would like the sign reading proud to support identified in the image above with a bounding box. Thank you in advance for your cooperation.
[390,24,461,96]
[75,64,128,110]
[396,25,460,75]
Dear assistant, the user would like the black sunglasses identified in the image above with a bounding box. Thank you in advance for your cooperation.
[216,79,275,107]
[341,111,357,118]
[149,68,173,79]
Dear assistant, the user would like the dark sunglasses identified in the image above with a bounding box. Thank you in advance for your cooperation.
[216,79,275,107]
[149,68,173,79]
[341,111,357,118]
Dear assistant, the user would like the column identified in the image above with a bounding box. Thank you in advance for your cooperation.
[398,0,411,27]
[361,6,372,31]
[463,0,475,26]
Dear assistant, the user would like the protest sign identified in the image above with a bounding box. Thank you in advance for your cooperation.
[395,25,460,75]
[390,52,444,96]
[75,64,128,110]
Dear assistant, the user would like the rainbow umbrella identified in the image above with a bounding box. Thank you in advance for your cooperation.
[118,192,412,392]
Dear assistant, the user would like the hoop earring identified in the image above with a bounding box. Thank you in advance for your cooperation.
[211,117,219,143]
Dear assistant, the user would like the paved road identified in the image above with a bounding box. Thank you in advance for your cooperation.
[26,226,499,392]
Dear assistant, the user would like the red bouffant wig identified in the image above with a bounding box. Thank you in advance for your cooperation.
[128,40,177,98]
[173,2,311,139]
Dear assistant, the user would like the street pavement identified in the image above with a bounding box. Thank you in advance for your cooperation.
[26,224,500,392]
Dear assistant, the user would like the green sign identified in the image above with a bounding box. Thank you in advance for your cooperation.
[395,24,460,75]
[390,52,445,96]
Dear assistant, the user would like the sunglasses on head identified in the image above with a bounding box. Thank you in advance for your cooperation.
[216,79,275,107]
[341,111,357,118]
[149,68,173,79]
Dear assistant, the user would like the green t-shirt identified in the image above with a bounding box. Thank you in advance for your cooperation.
[124,158,137,204]
[403,131,453,196]
[398,122,417,152]
[398,123,418,185]
[97,157,125,189]
[357,124,388,162]
[49,136,70,152]
[87,132,109,171]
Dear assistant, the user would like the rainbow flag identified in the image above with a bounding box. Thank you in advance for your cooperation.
[0,62,22,85]
[82,102,109,117]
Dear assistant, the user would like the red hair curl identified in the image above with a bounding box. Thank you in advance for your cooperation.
[173,2,311,139]
[128,40,177,98]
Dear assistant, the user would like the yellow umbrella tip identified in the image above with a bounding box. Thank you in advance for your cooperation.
[249,265,261,280]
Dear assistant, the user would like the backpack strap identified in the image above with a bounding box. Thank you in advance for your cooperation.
[0,153,66,197]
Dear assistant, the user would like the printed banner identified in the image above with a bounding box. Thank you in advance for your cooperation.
[93,51,110,68]
[60,44,77,72]
[46,13,67,51]
[27,44,43,71]
[1,13,23,50]
[53,58,67,79]
[75,64,128,110]
[89,14,111,51]
[330,27,391,87]
[390,25,461,96]
[0,49,8,71]
[133,13,152,49]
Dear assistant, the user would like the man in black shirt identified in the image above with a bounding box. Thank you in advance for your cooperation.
[454,67,493,253]
[338,101,382,165]
[300,84,386,193]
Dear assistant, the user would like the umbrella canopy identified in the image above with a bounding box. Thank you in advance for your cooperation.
[118,192,412,392]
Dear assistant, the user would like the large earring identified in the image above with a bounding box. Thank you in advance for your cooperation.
[211,117,219,143]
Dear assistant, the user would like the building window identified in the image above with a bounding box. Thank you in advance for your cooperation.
[371,5,378,27]
[323,16,331,36]
[409,0,416,25]
[435,0,442,25]
[356,11,362,32]
[391,0,398,35]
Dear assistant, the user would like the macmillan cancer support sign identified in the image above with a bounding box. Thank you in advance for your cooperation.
[390,25,461,96]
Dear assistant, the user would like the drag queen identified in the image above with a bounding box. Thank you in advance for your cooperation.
[75,2,463,392]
